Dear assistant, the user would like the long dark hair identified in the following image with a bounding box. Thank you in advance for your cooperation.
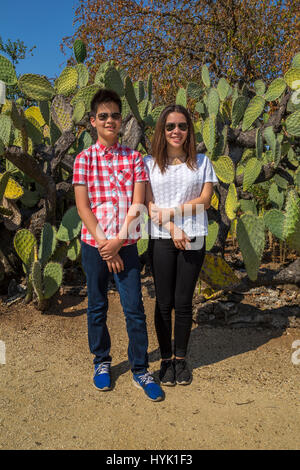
[151,104,197,173]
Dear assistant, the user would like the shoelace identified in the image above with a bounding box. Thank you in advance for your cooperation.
[137,372,155,386]
[95,362,111,375]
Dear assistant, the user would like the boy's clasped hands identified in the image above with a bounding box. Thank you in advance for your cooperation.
[98,238,124,273]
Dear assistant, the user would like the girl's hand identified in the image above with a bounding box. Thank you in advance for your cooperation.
[150,203,174,225]
[170,225,191,250]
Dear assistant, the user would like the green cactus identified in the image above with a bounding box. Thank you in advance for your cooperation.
[104,66,125,97]
[286,110,300,137]
[0,54,17,85]
[243,157,262,191]
[201,65,211,88]
[242,96,265,131]
[254,80,266,96]
[206,220,219,250]
[73,39,87,64]
[264,209,285,240]
[75,64,89,88]
[176,87,187,107]
[18,74,55,101]
[38,223,57,266]
[237,214,265,281]
[207,88,220,116]
[213,156,235,184]
[264,78,286,102]
[56,206,82,242]
[124,76,142,122]
[0,114,12,146]
[225,183,239,220]
[32,259,63,310]
[54,66,78,96]
[231,95,248,128]
[202,115,216,153]
[51,95,74,133]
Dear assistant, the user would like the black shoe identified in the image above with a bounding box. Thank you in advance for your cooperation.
[174,359,192,385]
[159,360,175,386]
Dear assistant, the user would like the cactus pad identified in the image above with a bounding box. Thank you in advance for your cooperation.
[14,229,37,267]
[199,253,240,290]
[55,67,78,96]
[237,214,265,281]
[242,96,265,131]
[206,220,219,251]
[56,206,82,242]
[51,95,73,133]
[213,156,235,184]
[18,74,55,101]
[0,55,17,85]
[264,78,286,102]
[43,262,63,299]
[73,39,87,64]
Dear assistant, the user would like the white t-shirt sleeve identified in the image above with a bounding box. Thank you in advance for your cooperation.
[199,154,219,184]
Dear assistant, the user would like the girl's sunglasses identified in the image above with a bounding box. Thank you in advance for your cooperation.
[165,122,188,132]
[97,112,122,121]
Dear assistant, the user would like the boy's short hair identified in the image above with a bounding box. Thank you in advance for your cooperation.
[90,88,122,116]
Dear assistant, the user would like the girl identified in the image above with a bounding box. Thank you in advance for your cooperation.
[144,104,218,386]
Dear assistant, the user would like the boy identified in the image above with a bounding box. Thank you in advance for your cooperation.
[72,89,163,402]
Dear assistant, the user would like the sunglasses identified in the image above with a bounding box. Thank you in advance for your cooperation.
[165,122,188,132]
[97,112,122,121]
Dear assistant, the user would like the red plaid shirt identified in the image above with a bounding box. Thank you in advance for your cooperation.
[72,141,149,247]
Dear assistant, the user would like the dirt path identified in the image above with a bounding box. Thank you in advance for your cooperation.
[0,290,299,450]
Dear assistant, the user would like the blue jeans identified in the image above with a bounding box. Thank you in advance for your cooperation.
[81,241,149,374]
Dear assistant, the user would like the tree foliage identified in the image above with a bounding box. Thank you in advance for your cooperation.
[62,0,299,101]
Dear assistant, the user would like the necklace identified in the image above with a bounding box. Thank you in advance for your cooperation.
[167,155,187,165]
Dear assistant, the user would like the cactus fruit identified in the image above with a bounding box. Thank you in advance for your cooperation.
[18,74,55,101]
[73,39,87,64]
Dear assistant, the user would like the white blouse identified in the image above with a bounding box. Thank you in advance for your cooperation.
[144,154,218,243]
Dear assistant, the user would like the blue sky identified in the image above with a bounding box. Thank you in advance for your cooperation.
[0,0,78,79]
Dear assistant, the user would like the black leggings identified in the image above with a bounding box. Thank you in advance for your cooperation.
[150,238,206,359]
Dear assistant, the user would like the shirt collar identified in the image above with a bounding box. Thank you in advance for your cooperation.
[96,140,121,155]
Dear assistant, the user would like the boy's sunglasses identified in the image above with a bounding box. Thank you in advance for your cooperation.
[165,122,188,132]
[97,112,122,121]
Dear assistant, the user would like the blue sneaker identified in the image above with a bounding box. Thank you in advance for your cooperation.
[93,362,111,391]
[133,372,164,402]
